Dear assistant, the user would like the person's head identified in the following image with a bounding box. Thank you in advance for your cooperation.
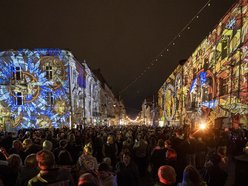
[58,150,73,165]
[22,138,32,149]
[59,139,68,149]
[68,133,76,143]
[102,157,111,167]
[24,154,37,168]
[78,172,101,186]
[107,135,114,144]
[12,140,23,151]
[36,149,55,170]
[164,140,172,149]
[42,140,53,151]
[157,139,164,148]
[122,150,131,166]
[83,143,93,155]
[98,162,111,179]
[182,165,202,186]
[166,148,177,161]
[7,154,22,169]
[158,165,176,185]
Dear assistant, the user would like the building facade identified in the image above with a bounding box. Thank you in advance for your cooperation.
[83,62,101,125]
[158,0,248,128]
[0,49,110,131]
[0,49,77,130]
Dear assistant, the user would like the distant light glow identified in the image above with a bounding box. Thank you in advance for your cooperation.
[159,120,164,127]
[199,122,207,130]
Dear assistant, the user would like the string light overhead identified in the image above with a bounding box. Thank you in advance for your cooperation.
[119,0,211,95]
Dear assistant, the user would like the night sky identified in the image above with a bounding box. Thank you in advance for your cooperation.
[0,0,236,116]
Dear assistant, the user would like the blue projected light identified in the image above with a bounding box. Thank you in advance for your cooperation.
[0,49,71,129]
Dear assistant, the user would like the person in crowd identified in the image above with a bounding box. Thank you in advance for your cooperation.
[9,139,24,157]
[93,133,104,163]
[0,132,14,150]
[178,165,207,186]
[77,143,98,175]
[58,149,74,166]
[133,133,148,177]
[0,154,22,186]
[195,137,207,171]
[171,130,187,183]
[78,172,102,186]
[217,146,228,172]
[185,132,197,167]
[102,157,113,171]
[67,133,81,164]
[122,137,133,151]
[202,152,227,186]
[155,165,177,186]
[115,149,139,186]
[150,139,167,180]
[16,154,39,186]
[98,162,117,186]
[53,139,68,163]
[115,132,123,157]
[102,135,118,167]
[22,138,41,161]
[42,140,53,151]
[234,141,248,186]
[165,148,179,184]
[28,149,74,186]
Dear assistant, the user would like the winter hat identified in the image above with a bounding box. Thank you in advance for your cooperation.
[158,165,176,185]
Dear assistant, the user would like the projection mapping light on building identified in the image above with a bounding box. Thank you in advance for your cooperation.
[158,0,248,127]
[0,49,71,129]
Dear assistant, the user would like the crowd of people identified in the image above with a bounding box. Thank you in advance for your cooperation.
[0,124,247,186]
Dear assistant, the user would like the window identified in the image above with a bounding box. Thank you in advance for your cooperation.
[219,78,229,96]
[12,66,23,80]
[46,92,54,106]
[221,37,229,60]
[16,92,24,105]
[202,86,209,102]
[46,65,53,80]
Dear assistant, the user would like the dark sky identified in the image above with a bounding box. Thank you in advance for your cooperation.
[0,0,236,116]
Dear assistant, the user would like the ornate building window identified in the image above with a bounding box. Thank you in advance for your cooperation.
[46,65,53,80]
[221,36,229,60]
[219,78,229,96]
[12,66,23,81]
[46,92,54,106]
[16,92,24,105]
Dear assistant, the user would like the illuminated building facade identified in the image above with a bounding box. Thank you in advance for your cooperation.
[83,62,101,125]
[158,0,248,128]
[0,49,88,130]
[93,68,126,125]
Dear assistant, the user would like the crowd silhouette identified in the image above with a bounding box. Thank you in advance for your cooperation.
[0,124,247,186]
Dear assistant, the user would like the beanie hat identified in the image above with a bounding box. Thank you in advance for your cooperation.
[158,165,176,185]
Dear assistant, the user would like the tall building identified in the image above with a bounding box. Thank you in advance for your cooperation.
[0,49,87,130]
[158,0,248,128]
